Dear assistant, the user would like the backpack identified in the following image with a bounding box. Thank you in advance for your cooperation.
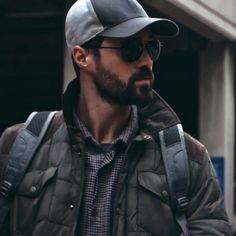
[159,124,189,236]
[0,111,189,235]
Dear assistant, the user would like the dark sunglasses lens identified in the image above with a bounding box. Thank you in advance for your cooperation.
[146,41,161,61]
[121,40,143,62]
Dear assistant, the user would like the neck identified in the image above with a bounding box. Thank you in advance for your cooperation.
[77,83,132,144]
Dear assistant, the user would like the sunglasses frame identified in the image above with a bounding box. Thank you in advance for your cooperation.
[83,38,162,62]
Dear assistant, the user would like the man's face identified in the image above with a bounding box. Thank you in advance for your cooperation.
[92,29,155,106]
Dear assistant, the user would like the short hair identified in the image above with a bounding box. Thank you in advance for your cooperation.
[71,36,104,77]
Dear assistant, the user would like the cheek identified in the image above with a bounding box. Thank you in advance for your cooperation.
[101,50,132,74]
[108,60,135,78]
[99,52,136,80]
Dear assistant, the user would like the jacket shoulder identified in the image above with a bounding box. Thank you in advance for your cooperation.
[0,123,24,155]
[0,123,24,186]
[184,133,207,165]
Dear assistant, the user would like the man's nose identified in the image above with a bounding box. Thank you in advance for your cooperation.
[136,47,153,69]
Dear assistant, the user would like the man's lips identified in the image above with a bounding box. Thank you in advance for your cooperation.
[129,69,154,84]
[134,75,153,82]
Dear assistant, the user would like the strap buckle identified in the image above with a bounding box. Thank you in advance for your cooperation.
[0,180,12,199]
[177,196,189,212]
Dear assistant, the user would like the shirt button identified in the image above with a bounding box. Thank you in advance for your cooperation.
[30,186,37,193]
[70,204,75,209]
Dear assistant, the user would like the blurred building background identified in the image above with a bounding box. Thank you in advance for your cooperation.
[0,0,236,225]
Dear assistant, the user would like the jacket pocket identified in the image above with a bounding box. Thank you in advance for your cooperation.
[17,166,57,197]
[137,172,181,236]
[12,167,58,235]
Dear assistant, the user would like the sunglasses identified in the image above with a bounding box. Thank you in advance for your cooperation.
[84,38,162,62]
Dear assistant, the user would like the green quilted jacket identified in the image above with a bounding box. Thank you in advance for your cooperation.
[0,79,232,235]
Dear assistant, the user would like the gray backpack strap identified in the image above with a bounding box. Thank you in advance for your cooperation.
[0,111,57,228]
[159,124,189,236]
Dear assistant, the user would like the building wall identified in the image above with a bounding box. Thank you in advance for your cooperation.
[141,0,236,42]
[197,0,236,24]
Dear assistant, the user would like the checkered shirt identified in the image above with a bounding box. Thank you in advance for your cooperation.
[74,106,138,236]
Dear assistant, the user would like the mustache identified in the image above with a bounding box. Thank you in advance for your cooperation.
[129,68,154,83]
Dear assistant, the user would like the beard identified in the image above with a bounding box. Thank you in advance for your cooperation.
[93,61,154,106]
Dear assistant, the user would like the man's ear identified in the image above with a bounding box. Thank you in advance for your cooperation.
[72,45,89,68]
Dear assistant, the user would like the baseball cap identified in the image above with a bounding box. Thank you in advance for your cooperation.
[65,0,179,50]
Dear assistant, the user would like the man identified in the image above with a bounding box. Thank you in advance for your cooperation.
[0,0,232,235]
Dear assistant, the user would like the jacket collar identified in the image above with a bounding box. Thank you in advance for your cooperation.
[138,90,180,137]
[62,78,180,138]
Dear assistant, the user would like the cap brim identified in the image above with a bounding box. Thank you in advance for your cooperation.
[99,17,179,38]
